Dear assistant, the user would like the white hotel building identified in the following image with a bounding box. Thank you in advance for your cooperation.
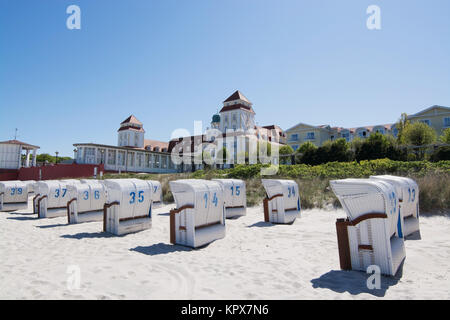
[73,115,180,173]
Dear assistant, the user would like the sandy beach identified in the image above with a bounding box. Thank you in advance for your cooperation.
[0,198,449,300]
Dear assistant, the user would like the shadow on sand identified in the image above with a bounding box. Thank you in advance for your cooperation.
[246,221,276,228]
[7,216,37,221]
[36,223,70,229]
[405,231,422,241]
[61,232,114,239]
[157,212,170,216]
[130,242,193,256]
[311,262,404,297]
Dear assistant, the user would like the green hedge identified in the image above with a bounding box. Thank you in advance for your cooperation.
[195,159,450,180]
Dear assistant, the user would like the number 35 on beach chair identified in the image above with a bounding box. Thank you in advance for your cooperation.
[169,179,226,248]
[261,179,301,224]
[102,179,153,236]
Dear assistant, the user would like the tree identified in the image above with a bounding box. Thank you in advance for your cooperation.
[354,132,405,161]
[279,145,294,164]
[396,113,410,144]
[402,122,437,146]
[440,128,450,144]
[295,142,317,164]
[256,141,272,163]
[402,122,437,159]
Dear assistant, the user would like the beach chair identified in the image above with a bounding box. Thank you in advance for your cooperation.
[370,175,420,237]
[67,180,107,224]
[330,179,406,276]
[37,180,79,218]
[169,179,225,248]
[0,181,29,212]
[23,180,36,194]
[102,179,153,236]
[142,180,163,208]
[261,179,301,224]
[212,179,246,218]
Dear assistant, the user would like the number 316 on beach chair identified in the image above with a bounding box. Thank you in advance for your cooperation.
[102,179,153,236]
[169,179,226,248]
[261,179,301,224]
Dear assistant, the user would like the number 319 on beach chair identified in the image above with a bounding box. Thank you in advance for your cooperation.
[102,179,153,236]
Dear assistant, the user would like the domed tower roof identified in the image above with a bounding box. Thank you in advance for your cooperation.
[212,113,221,123]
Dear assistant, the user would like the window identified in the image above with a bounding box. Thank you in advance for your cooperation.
[97,148,106,164]
[292,145,299,151]
[107,150,116,165]
[392,128,399,137]
[145,154,151,168]
[289,134,299,142]
[359,131,367,138]
[136,153,143,167]
[306,132,315,140]
[127,152,134,167]
[342,132,350,141]
[118,151,125,166]
[444,117,450,127]
[420,119,431,126]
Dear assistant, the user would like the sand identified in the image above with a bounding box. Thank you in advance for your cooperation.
[0,197,449,300]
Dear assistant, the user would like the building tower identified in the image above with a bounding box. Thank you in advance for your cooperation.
[219,90,255,132]
[117,115,145,148]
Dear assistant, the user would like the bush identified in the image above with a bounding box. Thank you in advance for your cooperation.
[298,138,352,165]
[354,132,406,161]
[403,122,437,146]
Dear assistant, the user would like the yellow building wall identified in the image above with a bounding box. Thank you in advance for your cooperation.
[409,108,450,136]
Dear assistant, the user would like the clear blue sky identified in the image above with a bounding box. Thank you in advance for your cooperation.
[1,0,449,157]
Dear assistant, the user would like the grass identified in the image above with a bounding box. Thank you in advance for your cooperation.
[101,160,450,214]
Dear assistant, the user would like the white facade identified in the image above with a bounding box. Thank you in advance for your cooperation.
[0,140,38,170]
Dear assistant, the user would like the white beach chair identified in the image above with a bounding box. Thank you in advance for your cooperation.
[0,181,29,212]
[330,179,406,276]
[23,180,36,194]
[67,180,107,224]
[142,180,163,208]
[370,175,420,237]
[36,180,79,218]
[261,179,301,224]
[102,179,153,236]
[212,179,246,218]
[169,179,225,248]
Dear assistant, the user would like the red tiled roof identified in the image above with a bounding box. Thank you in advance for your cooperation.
[143,139,169,152]
[0,139,40,149]
[223,90,251,104]
[120,115,142,125]
[117,126,145,132]
[219,104,255,114]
